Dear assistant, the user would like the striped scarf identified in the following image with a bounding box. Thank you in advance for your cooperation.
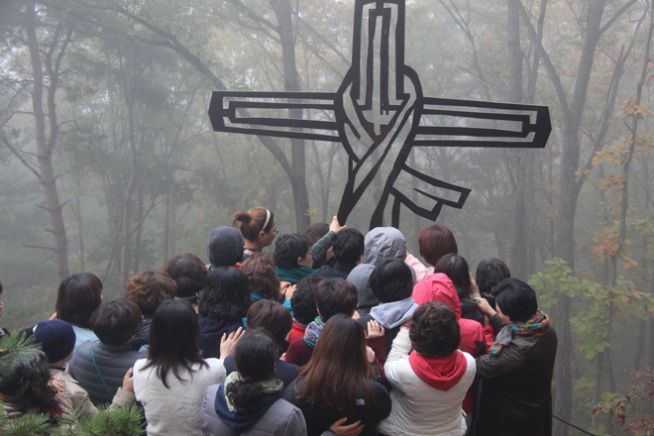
[489,310,550,356]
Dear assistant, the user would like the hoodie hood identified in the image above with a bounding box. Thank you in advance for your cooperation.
[409,350,467,391]
[412,273,462,319]
[347,264,378,313]
[363,227,407,266]
[370,297,417,329]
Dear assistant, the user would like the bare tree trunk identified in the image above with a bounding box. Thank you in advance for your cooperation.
[24,1,69,281]
[75,195,85,272]
[273,0,310,231]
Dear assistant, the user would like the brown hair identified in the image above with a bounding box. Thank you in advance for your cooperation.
[418,224,458,266]
[246,299,292,346]
[125,271,176,317]
[296,315,373,411]
[240,254,281,301]
[56,273,103,328]
[90,298,143,346]
[233,207,275,241]
[163,253,207,300]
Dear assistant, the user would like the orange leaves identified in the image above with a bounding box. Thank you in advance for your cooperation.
[618,98,652,119]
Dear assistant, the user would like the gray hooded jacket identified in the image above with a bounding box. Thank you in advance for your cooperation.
[346,227,407,315]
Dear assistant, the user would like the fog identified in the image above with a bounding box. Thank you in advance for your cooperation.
[1,1,653,433]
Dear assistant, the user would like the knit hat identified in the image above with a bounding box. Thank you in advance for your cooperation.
[412,273,462,319]
[207,226,245,267]
[32,320,76,363]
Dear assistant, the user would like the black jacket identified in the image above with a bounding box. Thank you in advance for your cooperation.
[472,325,557,436]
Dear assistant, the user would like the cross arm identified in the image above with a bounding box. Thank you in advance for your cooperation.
[208,91,341,142]
[414,97,552,148]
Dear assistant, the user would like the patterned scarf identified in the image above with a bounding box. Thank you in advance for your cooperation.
[222,371,284,413]
[303,315,324,349]
[489,310,551,356]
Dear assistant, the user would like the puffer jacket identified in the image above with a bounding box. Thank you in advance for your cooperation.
[68,341,145,405]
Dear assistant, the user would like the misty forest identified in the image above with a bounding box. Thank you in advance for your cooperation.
[1,0,653,434]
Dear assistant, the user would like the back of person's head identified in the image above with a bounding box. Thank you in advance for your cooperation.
[233,207,276,242]
[32,319,76,363]
[199,266,250,319]
[56,273,103,328]
[206,226,245,267]
[0,340,59,415]
[246,300,292,348]
[476,258,511,295]
[90,299,143,346]
[298,314,370,409]
[125,271,176,318]
[226,330,277,411]
[369,258,413,303]
[164,254,207,304]
[434,254,473,300]
[305,222,329,247]
[314,278,357,321]
[412,273,462,319]
[333,228,364,270]
[292,275,322,325]
[410,302,460,358]
[240,254,281,301]
[363,227,406,265]
[418,224,458,266]
[274,233,309,269]
[494,278,538,322]
[145,299,205,388]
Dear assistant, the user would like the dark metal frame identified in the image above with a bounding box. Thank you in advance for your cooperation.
[209,0,551,228]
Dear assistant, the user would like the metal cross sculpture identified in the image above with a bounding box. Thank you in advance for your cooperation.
[209,0,551,229]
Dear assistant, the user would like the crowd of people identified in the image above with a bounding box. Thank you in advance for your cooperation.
[0,206,557,435]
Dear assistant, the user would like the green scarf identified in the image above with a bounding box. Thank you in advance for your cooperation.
[275,265,314,285]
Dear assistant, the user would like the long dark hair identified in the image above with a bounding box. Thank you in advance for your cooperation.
[199,267,250,319]
[297,315,372,411]
[434,254,474,300]
[55,273,103,328]
[226,330,277,410]
[142,299,207,388]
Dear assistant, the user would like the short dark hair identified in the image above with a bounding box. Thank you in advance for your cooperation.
[418,224,458,266]
[56,273,103,328]
[227,331,277,411]
[333,228,364,269]
[199,267,250,319]
[410,302,460,358]
[435,254,473,300]
[369,259,413,303]
[0,280,3,295]
[476,258,511,295]
[305,222,329,246]
[125,271,177,318]
[274,234,309,269]
[90,299,143,346]
[314,278,357,321]
[494,278,538,322]
[292,275,322,325]
[240,254,281,301]
[163,254,207,302]
[144,299,207,389]
[246,300,292,347]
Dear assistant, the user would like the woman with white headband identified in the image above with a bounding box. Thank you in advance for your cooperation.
[233,207,278,259]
